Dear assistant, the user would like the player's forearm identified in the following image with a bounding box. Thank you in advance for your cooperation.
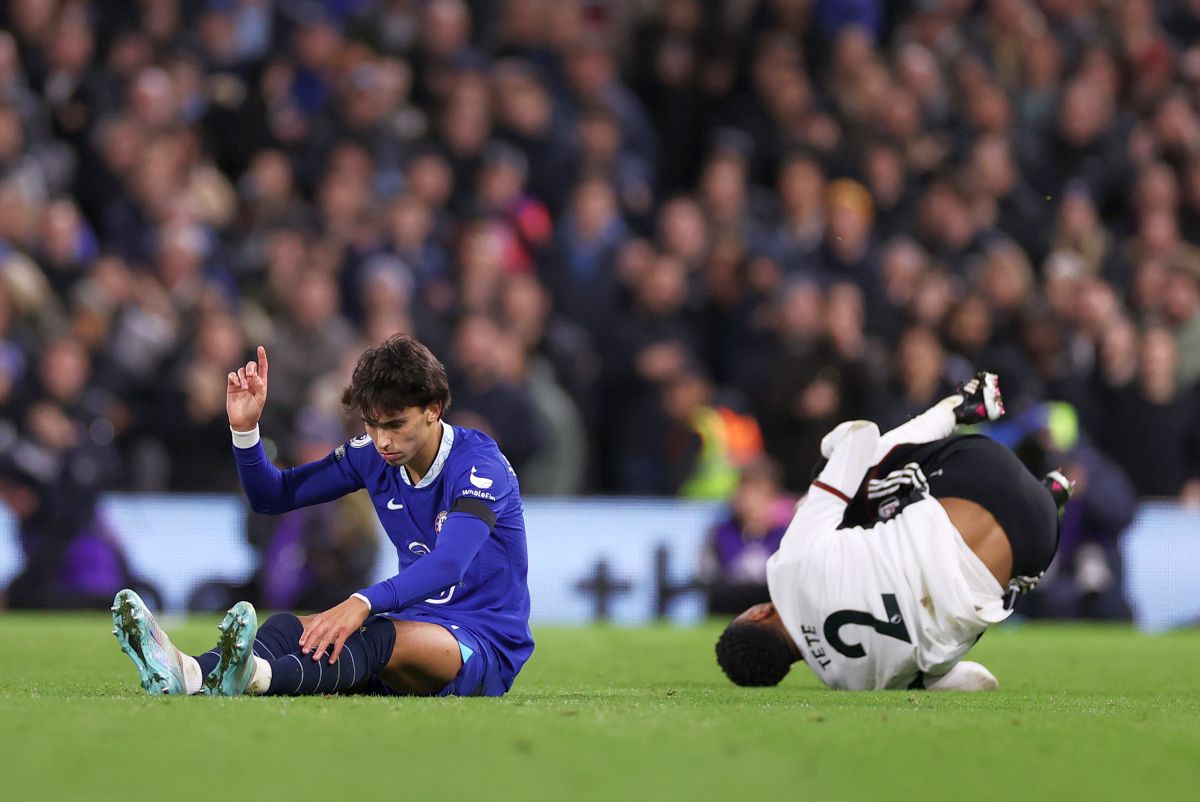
[232,427,354,514]
[233,440,301,515]
[356,513,491,613]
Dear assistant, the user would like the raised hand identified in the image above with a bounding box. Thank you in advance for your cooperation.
[227,346,269,432]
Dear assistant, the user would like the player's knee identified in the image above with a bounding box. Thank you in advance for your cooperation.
[379,621,462,693]
[264,612,305,637]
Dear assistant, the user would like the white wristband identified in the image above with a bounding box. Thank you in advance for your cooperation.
[231,425,261,448]
[351,592,372,612]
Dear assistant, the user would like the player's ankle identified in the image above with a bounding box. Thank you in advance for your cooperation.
[180,652,204,695]
[247,655,272,695]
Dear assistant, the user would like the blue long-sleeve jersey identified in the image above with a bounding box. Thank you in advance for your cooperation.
[233,424,533,687]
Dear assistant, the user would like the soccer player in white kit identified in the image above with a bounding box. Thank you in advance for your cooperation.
[716,373,1070,691]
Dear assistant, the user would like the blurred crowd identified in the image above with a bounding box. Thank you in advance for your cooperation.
[2,0,1200,520]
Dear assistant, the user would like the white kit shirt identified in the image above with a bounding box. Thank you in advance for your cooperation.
[766,491,1011,690]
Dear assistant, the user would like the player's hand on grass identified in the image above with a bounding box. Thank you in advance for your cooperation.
[299,596,371,664]
[227,346,269,431]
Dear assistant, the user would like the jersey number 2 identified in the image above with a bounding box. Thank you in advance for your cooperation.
[823,594,912,658]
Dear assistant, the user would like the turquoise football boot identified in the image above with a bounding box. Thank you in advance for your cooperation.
[111,589,188,695]
[202,601,258,696]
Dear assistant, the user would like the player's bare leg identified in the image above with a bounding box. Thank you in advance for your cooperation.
[376,620,464,694]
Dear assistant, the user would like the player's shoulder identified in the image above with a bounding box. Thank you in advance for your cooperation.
[445,426,517,484]
[335,432,384,470]
[446,426,505,465]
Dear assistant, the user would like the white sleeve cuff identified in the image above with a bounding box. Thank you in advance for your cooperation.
[351,592,372,612]
[230,425,261,448]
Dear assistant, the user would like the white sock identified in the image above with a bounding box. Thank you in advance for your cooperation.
[872,396,958,464]
[248,655,272,695]
[816,421,880,497]
[180,653,203,695]
[820,398,958,467]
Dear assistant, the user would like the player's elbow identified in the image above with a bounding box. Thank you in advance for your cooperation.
[430,554,470,584]
[247,495,287,515]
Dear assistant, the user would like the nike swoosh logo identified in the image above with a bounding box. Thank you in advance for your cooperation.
[386,498,403,510]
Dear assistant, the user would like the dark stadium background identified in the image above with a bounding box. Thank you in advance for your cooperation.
[0,0,1197,629]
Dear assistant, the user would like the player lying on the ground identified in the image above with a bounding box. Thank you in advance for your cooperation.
[112,334,533,697]
[716,372,1071,691]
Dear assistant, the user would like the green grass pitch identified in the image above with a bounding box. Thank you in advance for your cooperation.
[1,616,1198,801]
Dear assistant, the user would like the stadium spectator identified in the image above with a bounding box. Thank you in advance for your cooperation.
[491,325,585,495]
[702,458,795,616]
[446,313,546,474]
[991,402,1138,621]
[575,101,654,224]
[657,366,764,499]
[769,150,826,276]
[601,251,699,490]
[2,331,128,608]
[474,139,553,269]
[758,278,861,489]
[491,58,574,214]
[266,267,356,430]
[144,309,245,492]
[820,179,876,282]
[3,1,1200,607]
[0,278,30,411]
[879,325,959,430]
[1163,267,1200,387]
[498,271,599,427]
[546,172,629,336]
[1098,326,1200,500]
[564,34,657,190]
[1051,180,1117,279]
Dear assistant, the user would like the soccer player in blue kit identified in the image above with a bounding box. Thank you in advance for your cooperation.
[111,334,534,697]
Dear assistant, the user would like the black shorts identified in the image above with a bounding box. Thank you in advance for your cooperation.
[843,435,1060,579]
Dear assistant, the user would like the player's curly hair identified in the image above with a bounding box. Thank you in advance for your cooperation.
[715,621,794,687]
[342,334,452,418]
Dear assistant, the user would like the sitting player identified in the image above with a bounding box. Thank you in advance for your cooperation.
[112,334,533,697]
[716,373,1070,691]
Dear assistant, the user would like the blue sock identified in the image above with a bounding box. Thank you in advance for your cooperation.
[194,612,304,676]
[264,617,397,696]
